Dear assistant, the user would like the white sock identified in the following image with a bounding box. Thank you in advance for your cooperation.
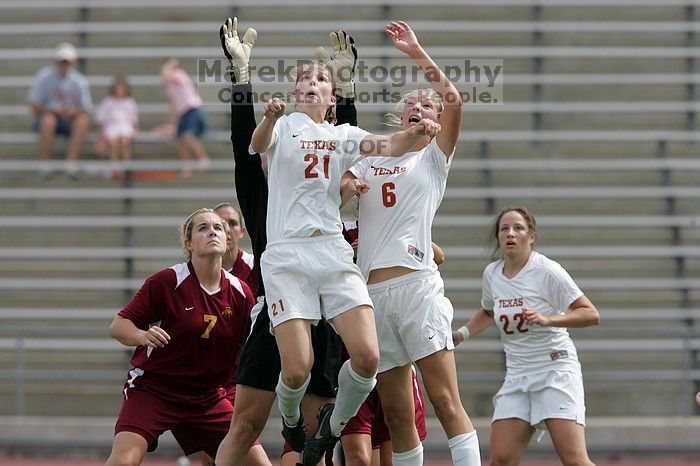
[393,445,423,466]
[276,374,310,427]
[448,431,481,466]
[329,360,376,437]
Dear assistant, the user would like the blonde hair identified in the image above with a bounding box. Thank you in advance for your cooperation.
[384,89,444,127]
[180,208,217,259]
[295,62,337,124]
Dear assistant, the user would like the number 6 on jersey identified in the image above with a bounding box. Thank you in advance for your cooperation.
[382,182,396,207]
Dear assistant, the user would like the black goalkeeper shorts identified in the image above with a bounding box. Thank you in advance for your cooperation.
[235,300,343,398]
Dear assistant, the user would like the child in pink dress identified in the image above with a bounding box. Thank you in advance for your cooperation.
[95,75,138,179]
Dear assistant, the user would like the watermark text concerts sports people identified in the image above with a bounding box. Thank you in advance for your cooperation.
[198,59,503,106]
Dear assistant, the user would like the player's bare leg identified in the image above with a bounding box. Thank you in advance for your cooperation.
[215,386,276,466]
[416,349,480,465]
[546,419,596,466]
[415,349,472,436]
[202,443,270,466]
[489,418,532,466]
[340,433,373,466]
[105,431,148,466]
[376,364,419,453]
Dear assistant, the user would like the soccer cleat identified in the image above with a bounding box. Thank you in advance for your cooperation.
[301,403,339,466]
[282,412,308,453]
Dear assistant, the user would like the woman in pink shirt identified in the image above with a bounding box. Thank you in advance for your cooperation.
[95,75,138,179]
[156,58,211,177]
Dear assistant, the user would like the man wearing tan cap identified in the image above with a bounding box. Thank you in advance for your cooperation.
[27,42,92,178]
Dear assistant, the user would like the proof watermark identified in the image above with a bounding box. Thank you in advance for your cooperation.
[198,58,503,106]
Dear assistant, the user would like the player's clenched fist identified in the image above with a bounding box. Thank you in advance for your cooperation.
[263,98,286,119]
[346,178,370,196]
[408,118,441,137]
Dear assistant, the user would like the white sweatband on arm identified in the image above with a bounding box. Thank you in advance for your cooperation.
[457,326,470,341]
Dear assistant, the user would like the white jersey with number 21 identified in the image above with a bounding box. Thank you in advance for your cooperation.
[263,112,369,243]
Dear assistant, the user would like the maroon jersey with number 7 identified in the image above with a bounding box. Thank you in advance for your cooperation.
[118,261,253,404]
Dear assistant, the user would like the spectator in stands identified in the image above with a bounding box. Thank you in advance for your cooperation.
[452,206,600,466]
[214,202,259,297]
[105,208,270,466]
[696,391,700,406]
[27,42,92,179]
[155,58,210,177]
[95,75,139,179]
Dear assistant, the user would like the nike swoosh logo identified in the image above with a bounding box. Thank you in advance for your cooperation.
[292,134,300,138]
[428,334,435,340]
[185,306,194,311]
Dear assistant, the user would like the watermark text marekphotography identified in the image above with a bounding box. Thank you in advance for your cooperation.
[198,59,503,105]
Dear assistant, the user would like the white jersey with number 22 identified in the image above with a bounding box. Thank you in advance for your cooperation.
[482,251,584,378]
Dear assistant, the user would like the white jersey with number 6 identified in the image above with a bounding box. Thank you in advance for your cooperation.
[263,112,369,243]
[349,138,451,279]
[482,251,584,378]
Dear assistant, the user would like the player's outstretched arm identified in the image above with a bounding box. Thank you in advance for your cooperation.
[386,21,462,156]
[219,17,268,266]
[360,118,441,157]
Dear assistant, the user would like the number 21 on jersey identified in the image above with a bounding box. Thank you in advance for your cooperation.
[304,153,330,179]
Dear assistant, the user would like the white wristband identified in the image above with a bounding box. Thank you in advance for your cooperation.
[457,326,470,341]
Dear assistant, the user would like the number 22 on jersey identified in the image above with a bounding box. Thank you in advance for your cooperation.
[499,313,529,335]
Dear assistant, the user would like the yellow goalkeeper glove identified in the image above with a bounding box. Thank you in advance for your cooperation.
[314,30,357,99]
[219,17,257,84]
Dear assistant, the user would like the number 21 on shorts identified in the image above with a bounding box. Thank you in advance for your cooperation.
[271,299,285,316]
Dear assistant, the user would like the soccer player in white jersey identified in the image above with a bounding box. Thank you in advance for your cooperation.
[453,207,600,466]
[249,45,440,466]
[340,21,480,466]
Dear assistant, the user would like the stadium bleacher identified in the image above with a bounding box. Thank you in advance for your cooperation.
[0,0,699,459]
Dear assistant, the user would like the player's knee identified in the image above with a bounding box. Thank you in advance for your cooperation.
[489,452,513,466]
[109,455,141,466]
[281,369,310,389]
[381,404,415,431]
[561,457,590,466]
[233,414,266,440]
[343,449,372,466]
[352,348,379,378]
[428,391,462,422]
